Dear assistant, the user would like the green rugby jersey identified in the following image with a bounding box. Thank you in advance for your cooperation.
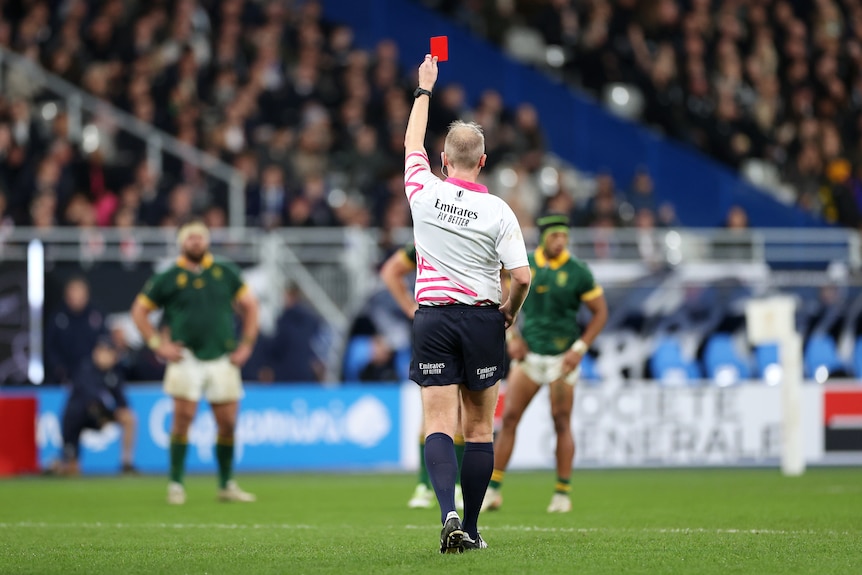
[520,248,603,355]
[136,253,247,360]
[402,243,417,266]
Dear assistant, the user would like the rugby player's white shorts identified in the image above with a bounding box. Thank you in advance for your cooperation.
[164,351,243,403]
[512,352,581,387]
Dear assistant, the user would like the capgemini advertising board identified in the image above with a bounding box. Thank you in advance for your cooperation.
[35,385,401,473]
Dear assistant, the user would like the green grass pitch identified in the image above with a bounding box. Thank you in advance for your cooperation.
[1,468,860,574]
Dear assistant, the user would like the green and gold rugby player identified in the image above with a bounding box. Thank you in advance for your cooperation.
[131,221,259,505]
[482,213,608,513]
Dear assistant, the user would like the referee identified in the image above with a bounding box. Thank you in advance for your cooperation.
[405,54,531,553]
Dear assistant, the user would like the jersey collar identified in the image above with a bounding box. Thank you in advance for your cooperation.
[534,247,570,270]
[445,177,488,193]
[176,252,214,271]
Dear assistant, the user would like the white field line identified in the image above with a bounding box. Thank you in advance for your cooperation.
[404,525,859,536]
[0,522,314,530]
[0,522,856,536]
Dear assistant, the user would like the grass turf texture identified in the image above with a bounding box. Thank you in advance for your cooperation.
[1,469,860,575]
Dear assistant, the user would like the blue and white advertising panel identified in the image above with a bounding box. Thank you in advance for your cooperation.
[35,384,402,474]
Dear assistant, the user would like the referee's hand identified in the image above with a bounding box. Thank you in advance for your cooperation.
[418,54,438,91]
[499,301,517,329]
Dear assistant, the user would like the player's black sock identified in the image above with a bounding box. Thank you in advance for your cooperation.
[425,432,458,524]
[461,442,494,539]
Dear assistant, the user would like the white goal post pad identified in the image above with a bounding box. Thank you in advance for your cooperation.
[745,296,796,345]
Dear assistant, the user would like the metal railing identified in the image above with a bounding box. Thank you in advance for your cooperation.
[3,226,859,266]
[2,225,861,384]
[0,227,369,383]
[0,46,246,227]
[3,225,859,304]
[558,227,861,270]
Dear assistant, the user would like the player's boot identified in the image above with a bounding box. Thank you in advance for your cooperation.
[218,480,257,502]
[439,512,465,554]
[167,482,186,505]
[480,487,502,512]
[120,463,141,477]
[462,533,488,550]
[454,483,464,511]
[407,483,434,509]
[546,493,572,513]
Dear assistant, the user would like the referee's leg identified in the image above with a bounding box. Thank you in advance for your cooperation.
[459,382,499,542]
[421,384,460,522]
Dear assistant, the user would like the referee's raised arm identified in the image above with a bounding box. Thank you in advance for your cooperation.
[405,55,438,153]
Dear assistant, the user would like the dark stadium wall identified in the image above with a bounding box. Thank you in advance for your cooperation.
[321,0,826,228]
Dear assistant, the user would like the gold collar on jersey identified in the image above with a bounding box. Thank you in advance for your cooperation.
[176,252,214,271]
[534,247,570,270]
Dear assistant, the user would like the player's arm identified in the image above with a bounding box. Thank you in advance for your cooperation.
[562,288,608,373]
[579,292,608,349]
[130,286,184,363]
[380,249,418,319]
[230,286,259,368]
[404,55,438,154]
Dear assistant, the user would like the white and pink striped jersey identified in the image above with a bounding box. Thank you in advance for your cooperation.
[404,149,528,306]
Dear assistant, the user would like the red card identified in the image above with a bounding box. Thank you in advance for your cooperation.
[430,36,449,62]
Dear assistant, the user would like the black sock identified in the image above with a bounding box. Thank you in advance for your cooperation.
[424,432,458,524]
[460,442,494,539]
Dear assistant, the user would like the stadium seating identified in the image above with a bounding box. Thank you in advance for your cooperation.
[649,338,702,385]
[754,343,781,382]
[854,338,862,379]
[803,334,844,380]
[702,333,751,386]
[395,347,412,382]
[342,336,374,382]
[579,353,600,386]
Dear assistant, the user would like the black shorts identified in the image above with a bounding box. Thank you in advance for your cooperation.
[410,304,506,390]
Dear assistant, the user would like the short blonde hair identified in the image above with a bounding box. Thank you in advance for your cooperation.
[444,121,485,170]
[177,220,210,249]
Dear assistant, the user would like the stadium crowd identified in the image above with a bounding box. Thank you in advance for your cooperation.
[0,0,701,239]
[0,0,571,234]
[427,0,862,228]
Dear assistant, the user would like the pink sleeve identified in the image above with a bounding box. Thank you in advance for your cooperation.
[404,150,434,204]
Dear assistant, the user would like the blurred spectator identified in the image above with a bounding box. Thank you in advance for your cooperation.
[713,205,754,260]
[634,208,662,268]
[358,335,399,383]
[259,285,326,383]
[578,173,622,227]
[109,319,164,382]
[256,164,289,229]
[819,158,860,228]
[622,169,657,217]
[0,189,12,231]
[46,277,106,383]
[52,338,138,476]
